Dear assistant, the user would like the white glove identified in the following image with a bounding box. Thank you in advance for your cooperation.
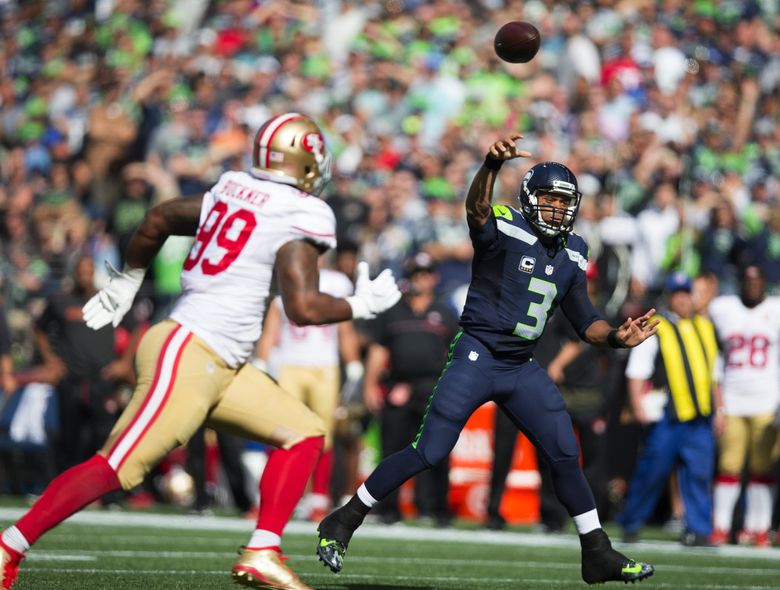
[82,262,146,330]
[346,262,401,320]
[340,361,364,405]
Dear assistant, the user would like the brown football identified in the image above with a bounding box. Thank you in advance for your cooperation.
[494,21,541,64]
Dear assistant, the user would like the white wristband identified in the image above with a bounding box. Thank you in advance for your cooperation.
[345,361,364,382]
[122,264,147,285]
[346,296,372,320]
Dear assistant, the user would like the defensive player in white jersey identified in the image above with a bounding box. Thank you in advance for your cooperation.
[0,113,400,590]
[255,265,362,522]
[709,265,780,547]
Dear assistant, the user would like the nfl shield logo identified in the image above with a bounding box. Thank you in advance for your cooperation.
[545,265,554,275]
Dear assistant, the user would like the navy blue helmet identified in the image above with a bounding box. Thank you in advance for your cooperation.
[519,162,582,237]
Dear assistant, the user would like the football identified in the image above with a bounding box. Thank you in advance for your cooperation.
[494,21,541,64]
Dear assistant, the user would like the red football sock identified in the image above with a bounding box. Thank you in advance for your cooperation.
[311,448,333,496]
[16,454,121,546]
[256,436,323,535]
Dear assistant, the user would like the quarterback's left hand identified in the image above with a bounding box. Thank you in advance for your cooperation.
[614,308,660,348]
[82,262,146,330]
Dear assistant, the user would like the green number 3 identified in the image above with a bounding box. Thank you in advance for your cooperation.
[514,277,557,340]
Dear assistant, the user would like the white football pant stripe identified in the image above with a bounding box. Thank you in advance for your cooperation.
[107,326,191,470]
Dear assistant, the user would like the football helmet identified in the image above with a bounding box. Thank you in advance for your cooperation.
[251,112,332,196]
[519,162,582,237]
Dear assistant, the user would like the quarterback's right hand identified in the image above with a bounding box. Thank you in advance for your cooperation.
[346,262,401,320]
[82,262,146,330]
[487,134,532,162]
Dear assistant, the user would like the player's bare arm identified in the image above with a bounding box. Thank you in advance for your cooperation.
[83,195,204,330]
[125,195,204,269]
[277,241,401,324]
[276,240,353,325]
[465,134,531,227]
[583,310,660,349]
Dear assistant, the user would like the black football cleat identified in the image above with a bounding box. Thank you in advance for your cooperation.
[316,508,359,573]
[580,529,654,585]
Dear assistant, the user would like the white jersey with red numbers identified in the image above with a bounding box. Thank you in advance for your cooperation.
[273,269,354,368]
[170,170,336,367]
[709,295,780,416]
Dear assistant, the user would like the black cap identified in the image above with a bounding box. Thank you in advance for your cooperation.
[403,252,436,277]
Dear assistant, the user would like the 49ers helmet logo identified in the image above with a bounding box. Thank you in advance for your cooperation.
[302,132,324,155]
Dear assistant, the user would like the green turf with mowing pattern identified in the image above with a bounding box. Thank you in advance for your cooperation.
[2,507,779,590]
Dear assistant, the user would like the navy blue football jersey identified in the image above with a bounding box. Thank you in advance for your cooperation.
[459,205,601,360]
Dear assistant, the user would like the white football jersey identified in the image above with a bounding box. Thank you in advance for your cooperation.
[709,295,780,416]
[170,170,337,367]
[273,269,354,368]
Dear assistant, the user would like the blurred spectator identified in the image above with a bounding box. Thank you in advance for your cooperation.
[631,183,680,293]
[0,305,16,396]
[696,199,750,294]
[33,256,140,473]
[749,207,780,290]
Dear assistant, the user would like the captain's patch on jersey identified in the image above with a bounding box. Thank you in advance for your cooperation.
[519,256,536,273]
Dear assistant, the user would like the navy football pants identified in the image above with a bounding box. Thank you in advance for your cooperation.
[364,330,596,518]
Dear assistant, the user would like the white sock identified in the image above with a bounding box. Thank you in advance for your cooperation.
[572,509,601,535]
[309,493,329,511]
[713,481,740,531]
[2,526,30,554]
[356,483,378,508]
[745,482,772,533]
[247,529,282,549]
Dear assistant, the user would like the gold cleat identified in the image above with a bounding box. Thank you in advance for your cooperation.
[231,547,313,590]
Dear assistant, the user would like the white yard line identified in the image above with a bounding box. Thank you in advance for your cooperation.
[26,551,780,577]
[2,507,779,561]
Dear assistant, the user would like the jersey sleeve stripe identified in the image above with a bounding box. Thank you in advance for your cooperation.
[291,226,336,237]
[496,219,537,244]
[106,325,192,471]
[565,247,588,271]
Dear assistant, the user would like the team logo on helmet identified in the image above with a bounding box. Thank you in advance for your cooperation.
[302,132,324,154]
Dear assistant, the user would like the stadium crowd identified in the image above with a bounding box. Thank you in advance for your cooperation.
[1,0,779,545]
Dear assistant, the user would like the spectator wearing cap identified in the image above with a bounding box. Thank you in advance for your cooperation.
[616,272,722,546]
[362,253,459,526]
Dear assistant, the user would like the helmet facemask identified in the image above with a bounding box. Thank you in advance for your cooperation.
[519,164,582,238]
[251,113,332,196]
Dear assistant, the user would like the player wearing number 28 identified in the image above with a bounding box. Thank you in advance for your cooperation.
[0,113,400,590]
[709,265,780,547]
[317,136,657,585]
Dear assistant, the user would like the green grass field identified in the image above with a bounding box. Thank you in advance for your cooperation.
[1,505,779,590]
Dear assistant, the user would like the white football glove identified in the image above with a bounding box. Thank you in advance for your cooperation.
[340,361,365,405]
[346,261,402,320]
[82,262,146,330]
